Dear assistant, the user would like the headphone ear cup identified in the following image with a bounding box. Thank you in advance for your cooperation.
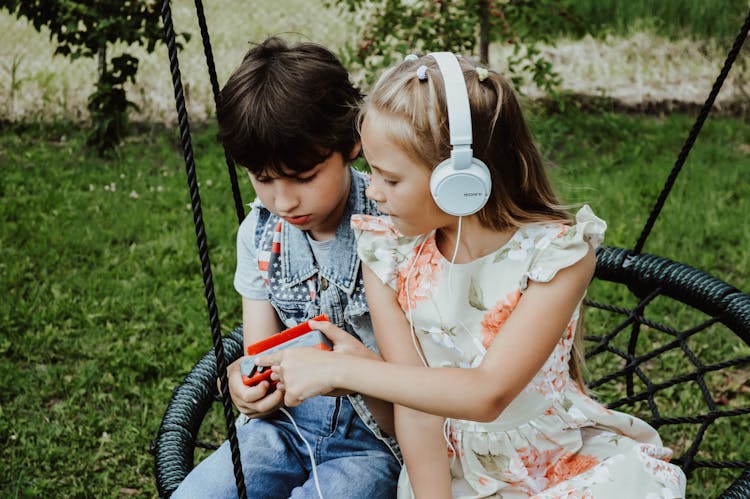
[430,158,491,216]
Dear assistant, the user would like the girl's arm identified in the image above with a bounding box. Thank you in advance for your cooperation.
[260,247,596,423]
[265,266,451,496]
[361,265,452,499]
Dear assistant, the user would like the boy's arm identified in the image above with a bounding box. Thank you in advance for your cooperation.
[228,208,286,417]
[226,299,285,418]
[362,266,452,498]
[241,297,284,347]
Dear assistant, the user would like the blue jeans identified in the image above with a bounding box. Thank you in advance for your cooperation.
[172,396,399,498]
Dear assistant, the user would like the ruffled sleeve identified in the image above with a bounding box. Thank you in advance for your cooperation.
[521,205,607,290]
[352,214,414,291]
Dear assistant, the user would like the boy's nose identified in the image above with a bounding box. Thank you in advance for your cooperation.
[274,185,299,212]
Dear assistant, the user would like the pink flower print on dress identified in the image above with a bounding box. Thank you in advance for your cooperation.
[480,289,522,348]
[513,447,562,491]
[545,452,600,487]
[396,235,443,310]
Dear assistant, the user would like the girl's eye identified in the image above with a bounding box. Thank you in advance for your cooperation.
[384,178,398,186]
[254,176,272,184]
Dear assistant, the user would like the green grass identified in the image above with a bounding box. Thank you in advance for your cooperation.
[534,108,750,288]
[1,109,749,497]
[553,0,750,41]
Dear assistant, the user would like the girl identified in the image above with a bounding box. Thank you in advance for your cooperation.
[257,53,686,498]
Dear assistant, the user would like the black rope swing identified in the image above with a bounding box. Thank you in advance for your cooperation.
[152,1,750,497]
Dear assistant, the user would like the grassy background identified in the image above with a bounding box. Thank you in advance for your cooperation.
[2,0,750,497]
[554,0,750,41]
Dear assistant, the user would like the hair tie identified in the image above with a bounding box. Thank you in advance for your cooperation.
[404,53,418,61]
[416,65,428,81]
[476,67,489,82]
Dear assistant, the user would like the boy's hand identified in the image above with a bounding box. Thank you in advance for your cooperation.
[222,357,284,418]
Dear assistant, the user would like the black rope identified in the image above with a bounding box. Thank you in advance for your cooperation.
[633,8,750,254]
[193,0,246,226]
[159,1,247,497]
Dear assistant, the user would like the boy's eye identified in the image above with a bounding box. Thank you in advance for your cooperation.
[295,174,317,184]
[383,178,398,186]
[254,176,272,184]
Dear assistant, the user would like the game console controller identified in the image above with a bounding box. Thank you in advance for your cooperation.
[240,314,332,387]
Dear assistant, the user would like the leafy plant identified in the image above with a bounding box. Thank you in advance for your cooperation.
[329,0,569,95]
[86,54,139,155]
[2,0,187,154]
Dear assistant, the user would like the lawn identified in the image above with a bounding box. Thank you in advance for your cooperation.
[1,106,748,497]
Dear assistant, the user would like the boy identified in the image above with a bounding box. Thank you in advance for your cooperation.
[172,37,400,498]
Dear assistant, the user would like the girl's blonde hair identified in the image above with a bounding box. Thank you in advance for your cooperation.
[361,54,588,389]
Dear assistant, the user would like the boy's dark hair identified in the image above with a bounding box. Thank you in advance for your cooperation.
[217,36,363,177]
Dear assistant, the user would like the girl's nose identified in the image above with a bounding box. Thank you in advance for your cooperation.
[365,182,383,202]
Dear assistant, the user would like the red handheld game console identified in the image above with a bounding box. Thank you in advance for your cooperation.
[240,314,332,387]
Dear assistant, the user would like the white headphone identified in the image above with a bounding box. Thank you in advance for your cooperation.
[428,52,491,217]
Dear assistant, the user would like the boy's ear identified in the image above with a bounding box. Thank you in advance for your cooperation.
[348,141,362,161]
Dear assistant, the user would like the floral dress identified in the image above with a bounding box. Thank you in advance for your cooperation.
[352,206,686,499]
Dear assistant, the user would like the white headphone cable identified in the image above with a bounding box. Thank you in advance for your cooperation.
[405,233,431,368]
[447,217,476,341]
[405,220,465,460]
[279,407,324,499]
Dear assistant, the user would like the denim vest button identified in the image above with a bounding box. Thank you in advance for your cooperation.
[320,277,329,290]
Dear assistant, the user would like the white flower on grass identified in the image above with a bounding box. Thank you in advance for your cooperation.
[88,184,95,191]
[129,190,139,199]
[119,173,125,179]
[157,185,164,192]
[206,179,213,187]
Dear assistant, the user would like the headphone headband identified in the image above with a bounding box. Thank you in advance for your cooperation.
[427,52,491,217]
[429,52,474,170]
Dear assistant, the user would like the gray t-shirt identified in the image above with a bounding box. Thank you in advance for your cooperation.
[306,233,334,271]
[233,208,335,300]
[234,207,267,300]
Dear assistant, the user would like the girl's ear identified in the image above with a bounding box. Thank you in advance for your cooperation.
[348,141,362,160]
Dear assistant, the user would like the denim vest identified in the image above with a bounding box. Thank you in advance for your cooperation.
[252,168,401,462]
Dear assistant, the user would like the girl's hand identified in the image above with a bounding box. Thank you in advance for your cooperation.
[255,320,380,406]
[308,320,379,361]
[256,347,336,406]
